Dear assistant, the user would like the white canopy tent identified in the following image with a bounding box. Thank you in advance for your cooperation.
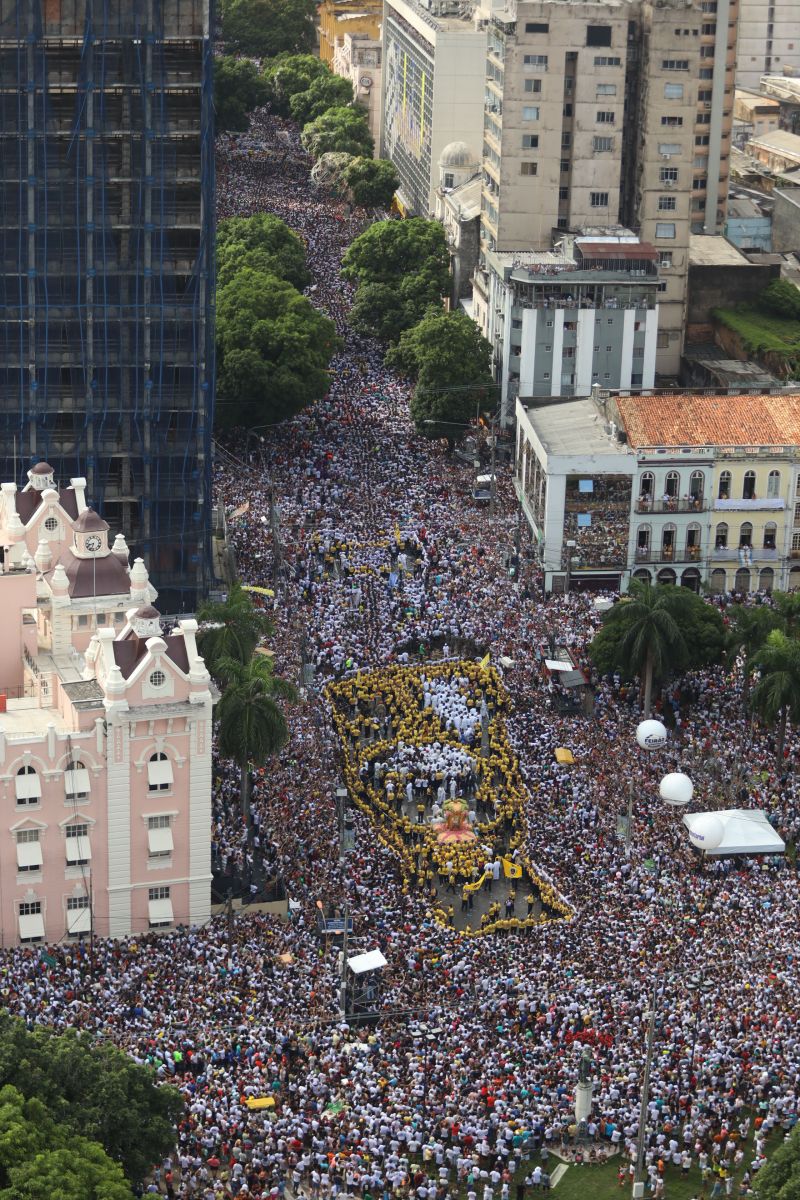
[347,949,387,975]
[682,809,785,856]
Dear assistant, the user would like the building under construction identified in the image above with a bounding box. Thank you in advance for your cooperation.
[0,0,215,612]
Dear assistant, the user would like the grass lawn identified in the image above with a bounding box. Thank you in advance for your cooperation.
[712,305,800,373]
[553,1158,703,1200]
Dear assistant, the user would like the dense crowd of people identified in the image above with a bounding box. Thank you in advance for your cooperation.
[1,109,798,1200]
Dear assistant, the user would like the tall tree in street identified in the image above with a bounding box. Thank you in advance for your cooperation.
[754,1124,800,1200]
[301,106,374,158]
[216,269,340,427]
[386,310,494,438]
[751,628,800,767]
[289,73,354,126]
[214,57,269,131]
[725,603,782,706]
[217,213,309,291]
[590,583,724,716]
[220,0,317,59]
[197,581,275,675]
[344,157,399,209]
[343,219,451,341]
[215,654,297,814]
[263,54,329,114]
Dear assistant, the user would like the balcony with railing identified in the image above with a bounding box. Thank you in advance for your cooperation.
[633,544,703,565]
[634,497,707,514]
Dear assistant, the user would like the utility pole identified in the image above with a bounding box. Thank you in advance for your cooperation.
[489,420,497,518]
[633,978,659,1197]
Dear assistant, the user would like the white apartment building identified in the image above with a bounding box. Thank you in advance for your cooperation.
[736,1,800,92]
[477,233,660,419]
[380,0,488,215]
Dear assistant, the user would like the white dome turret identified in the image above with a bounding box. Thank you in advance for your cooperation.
[438,142,479,190]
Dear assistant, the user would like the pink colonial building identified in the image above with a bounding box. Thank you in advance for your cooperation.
[0,462,214,945]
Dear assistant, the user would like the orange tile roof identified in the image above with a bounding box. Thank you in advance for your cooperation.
[616,393,800,448]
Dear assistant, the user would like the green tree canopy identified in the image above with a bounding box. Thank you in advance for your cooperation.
[217,213,309,291]
[754,1124,800,1200]
[344,157,399,208]
[0,1017,181,1186]
[0,1085,133,1200]
[197,581,275,674]
[263,53,329,115]
[341,217,449,288]
[756,277,800,321]
[289,73,354,127]
[215,654,298,812]
[725,602,783,705]
[348,270,449,343]
[386,310,494,438]
[590,582,724,715]
[221,0,317,59]
[214,56,269,132]
[301,105,374,158]
[216,269,340,427]
[751,628,800,766]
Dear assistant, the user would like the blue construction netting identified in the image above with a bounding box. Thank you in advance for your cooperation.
[0,0,215,611]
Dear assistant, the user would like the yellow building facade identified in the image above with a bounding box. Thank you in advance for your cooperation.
[708,454,794,595]
[319,0,382,66]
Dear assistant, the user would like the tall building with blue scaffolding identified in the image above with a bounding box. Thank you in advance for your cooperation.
[0,0,215,613]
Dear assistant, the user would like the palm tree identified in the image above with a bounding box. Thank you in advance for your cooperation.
[772,590,800,636]
[197,581,274,675]
[725,603,782,708]
[600,581,690,716]
[751,629,800,767]
[215,654,297,814]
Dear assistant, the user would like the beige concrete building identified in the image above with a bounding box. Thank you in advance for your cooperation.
[736,1,800,92]
[332,33,384,148]
[474,0,737,383]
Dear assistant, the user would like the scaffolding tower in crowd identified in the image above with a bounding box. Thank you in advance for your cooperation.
[0,0,216,612]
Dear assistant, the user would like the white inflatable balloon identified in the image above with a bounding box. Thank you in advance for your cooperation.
[659,772,694,807]
[636,719,668,751]
[686,812,725,851]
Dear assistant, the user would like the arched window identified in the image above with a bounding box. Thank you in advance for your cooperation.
[710,568,727,594]
[636,525,651,556]
[739,521,753,547]
[657,568,676,585]
[743,470,756,500]
[764,521,777,550]
[734,567,751,593]
[639,472,654,503]
[715,522,728,549]
[15,765,41,806]
[759,567,775,593]
[767,470,780,499]
[64,760,90,800]
[664,471,679,499]
[718,470,731,500]
[661,523,676,558]
[147,752,173,793]
[686,523,701,558]
[689,471,704,503]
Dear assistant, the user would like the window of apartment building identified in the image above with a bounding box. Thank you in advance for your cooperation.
[699,67,713,79]
[66,896,91,937]
[662,59,689,70]
[698,89,712,102]
[561,132,572,148]
[147,814,174,859]
[590,192,610,207]
[658,195,677,210]
[15,766,41,806]
[65,823,91,866]
[693,197,707,211]
[559,186,569,200]
[594,56,621,67]
[718,470,731,500]
[522,106,540,121]
[655,222,676,238]
[743,471,756,500]
[659,251,673,267]
[660,167,678,183]
[443,173,454,188]
[596,111,615,124]
[767,470,781,498]
[700,45,715,57]
[696,113,711,125]
[148,886,173,928]
[148,752,173,792]
[563,102,573,116]
[664,83,684,99]
[657,280,668,292]
[701,22,716,34]
[524,78,541,93]
[593,136,614,152]
[695,134,710,145]
[715,522,728,548]
[16,828,42,873]
[512,318,522,330]
[18,901,43,944]
[701,1,717,11]
[525,21,549,33]
[65,759,90,800]
[693,176,707,190]
[523,54,548,68]
[560,158,570,172]
[557,218,568,230]
[522,134,539,148]
[659,143,681,156]
[586,24,612,47]
[739,521,753,547]
[764,521,777,550]
[521,162,538,175]
[656,331,670,349]
[661,115,683,127]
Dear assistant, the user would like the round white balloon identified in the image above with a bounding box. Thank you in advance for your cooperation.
[659,771,694,807]
[686,812,724,851]
[636,719,667,751]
